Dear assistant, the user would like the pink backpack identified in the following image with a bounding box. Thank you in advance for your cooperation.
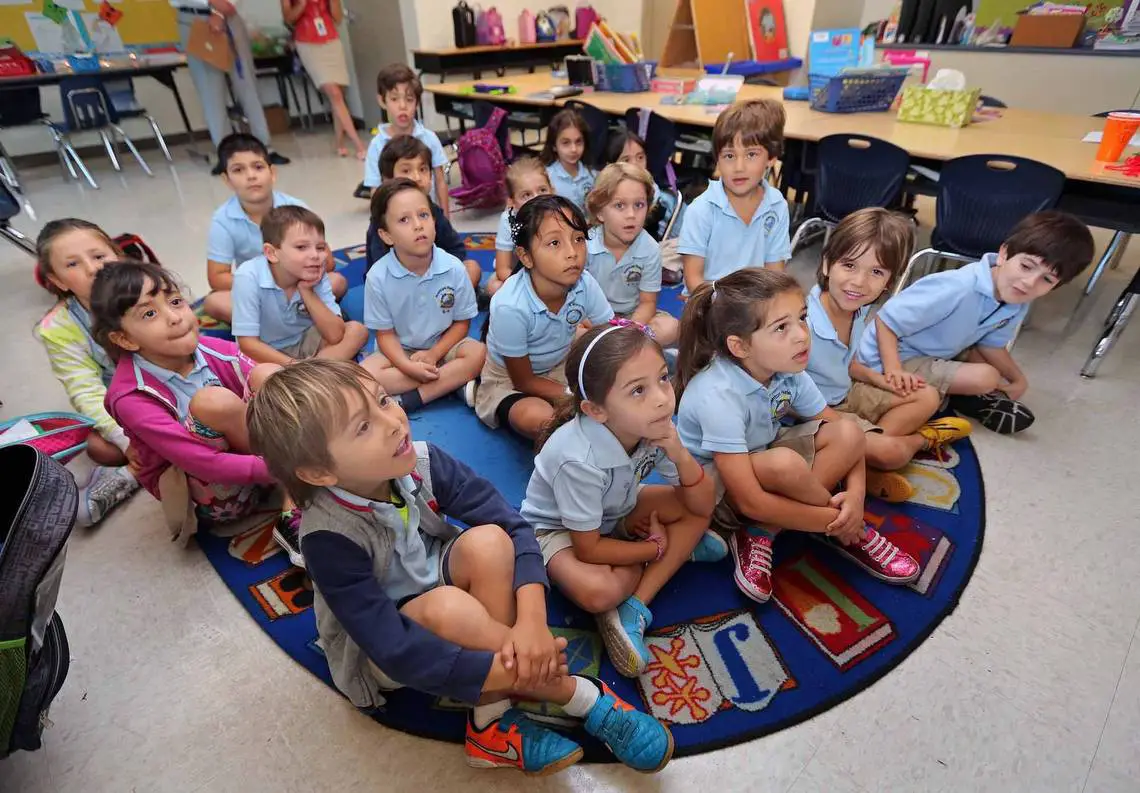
[450,107,510,210]
[574,4,598,38]
[477,6,506,45]
[519,9,536,44]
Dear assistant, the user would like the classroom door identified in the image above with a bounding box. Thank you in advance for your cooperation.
[344,0,409,131]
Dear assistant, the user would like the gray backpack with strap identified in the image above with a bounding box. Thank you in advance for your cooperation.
[0,444,76,758]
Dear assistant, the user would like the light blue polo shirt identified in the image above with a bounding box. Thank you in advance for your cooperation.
[363,121,448,191]
[677,355,828,463]
[135,346,221,420]
[856,253,1027,371]
[206,191,308,268]
[546,160,596,211]
[677,179,791,284]
[363,247,478,351]
[585,226,662,315]
[806,284,870,406]
[327,483,441,603]
[520,414,679,534]
[231,255,340,350]
[486,270,614,373]
[495,209,515,252]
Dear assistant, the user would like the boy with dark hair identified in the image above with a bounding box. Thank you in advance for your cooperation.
[856,210,1095,433]
[678,99,790,293]
[231,205,367,365]
[365,135,481,291]
[247,359,675,777]
[204,133,345,323]
[361,63,449,214]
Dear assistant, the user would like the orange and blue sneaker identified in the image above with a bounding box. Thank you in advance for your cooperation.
[465,709,583,776]
[581,678,674,773]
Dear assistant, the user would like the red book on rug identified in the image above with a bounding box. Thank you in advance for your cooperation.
[865,509,954,596]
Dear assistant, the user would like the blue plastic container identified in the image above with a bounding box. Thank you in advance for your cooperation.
[808,71,907,113]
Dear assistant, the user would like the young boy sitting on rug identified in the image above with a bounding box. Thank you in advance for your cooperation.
[247,359,675,776]
[856,210,1094,434]
[203,133,346,323]
[232,206,369,366]
[363,135,482,291]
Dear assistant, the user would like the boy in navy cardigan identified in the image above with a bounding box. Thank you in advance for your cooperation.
[248,360,674,777]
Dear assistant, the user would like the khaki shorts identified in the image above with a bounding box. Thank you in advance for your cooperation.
[706,420,822,533]
[902,356,962,396]
[834,382,898,427]
[474,355,568,428]
[278,325,324,360]
[535,520,636,565]
[400,336,474,366]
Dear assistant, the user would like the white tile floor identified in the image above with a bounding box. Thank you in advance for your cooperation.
[2,137,1139,793]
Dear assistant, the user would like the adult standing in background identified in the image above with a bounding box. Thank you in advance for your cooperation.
[172,0,292,174]
[281,0,365,159]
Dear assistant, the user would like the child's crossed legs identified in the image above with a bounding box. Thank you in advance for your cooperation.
[749,419,865,510]
[362,339,485,406]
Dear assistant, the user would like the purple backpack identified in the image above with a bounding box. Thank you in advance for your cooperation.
[449,106,509,211]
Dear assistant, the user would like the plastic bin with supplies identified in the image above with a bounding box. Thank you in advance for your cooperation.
[809,68,909,113]
[593,61,657,93]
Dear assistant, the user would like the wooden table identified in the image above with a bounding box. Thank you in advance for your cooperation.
[425,72,1138,189]
[413,41,585,82]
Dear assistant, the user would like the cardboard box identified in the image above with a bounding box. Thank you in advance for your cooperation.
[897,85,981,129]
[265,105,290,135]
[1010,13,1086,48]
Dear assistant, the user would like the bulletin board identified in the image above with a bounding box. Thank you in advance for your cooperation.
[0,0,179,54]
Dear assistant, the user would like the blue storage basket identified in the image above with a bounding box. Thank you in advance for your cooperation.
[594,61,657,93]
[809,71,907,114]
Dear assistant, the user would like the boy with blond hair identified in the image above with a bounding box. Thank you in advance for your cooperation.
[247,360,675,776]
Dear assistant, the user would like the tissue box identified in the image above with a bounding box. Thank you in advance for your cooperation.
[896,85,981,129]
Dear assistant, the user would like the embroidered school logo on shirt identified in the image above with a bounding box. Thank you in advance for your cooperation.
[632,448,659,483]
[624,263,644,285]
[436,286,456,312]
[565,302,585,326]
[763,212,777,234]
[771,390,793,419]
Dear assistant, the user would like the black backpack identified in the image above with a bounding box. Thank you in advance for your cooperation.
[0,444,76,758]
[452,1,477,48]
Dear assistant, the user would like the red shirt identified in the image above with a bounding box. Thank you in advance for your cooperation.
[293,0,339,44]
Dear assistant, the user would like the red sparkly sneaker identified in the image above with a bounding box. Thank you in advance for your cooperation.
[825,525,920,584]
[730,528,775,602]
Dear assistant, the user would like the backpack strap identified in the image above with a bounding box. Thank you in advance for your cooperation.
[483,107,511,159]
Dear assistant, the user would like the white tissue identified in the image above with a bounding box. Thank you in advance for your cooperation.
[926,69,967,90]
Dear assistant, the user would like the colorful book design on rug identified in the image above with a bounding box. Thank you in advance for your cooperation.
[772,553,895,670]
[899,445,962,511]
[636,610,793,725]
[865,508,954,596]
[250,567,313,620]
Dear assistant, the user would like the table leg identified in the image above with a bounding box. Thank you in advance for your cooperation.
[153,67,208,161]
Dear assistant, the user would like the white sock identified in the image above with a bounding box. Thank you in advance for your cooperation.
[560,676,600,718]
[472,698,510,729]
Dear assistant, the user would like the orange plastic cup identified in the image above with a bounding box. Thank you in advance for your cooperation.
[1096,111,1140,163]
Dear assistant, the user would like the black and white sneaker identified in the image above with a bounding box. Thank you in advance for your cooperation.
[76,465,139,528]
[950,390,1035,435]
[273,509,306,568]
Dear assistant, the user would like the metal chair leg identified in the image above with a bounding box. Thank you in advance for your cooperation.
[99,129,121,172]
[894,247,936,295]
[63,141,98,189]
[789,217,825,257]
[1082,231,1125,297]
[57,145,77,181]
[0,224,36,256]
[114,126,153,177]
[1081,292,1138,378]
[1110,234,1130,270]
[146,115,173,162]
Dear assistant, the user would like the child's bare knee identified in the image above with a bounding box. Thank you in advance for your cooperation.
[460,341,487,366]
[826,417,866,453]
[754,447,809,489]
[248,363,281,393]
[189,385,241,422]
[344,320,369,346]
[462,524,514,560]
[359,353,392,378]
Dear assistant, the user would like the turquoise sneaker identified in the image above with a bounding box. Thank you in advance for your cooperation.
[465,709,583,776]
[690,529,729,563]
[598,596,653,677]
[581,677,674,773]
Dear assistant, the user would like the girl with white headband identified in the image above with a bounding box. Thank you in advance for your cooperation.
[519,322,724,678]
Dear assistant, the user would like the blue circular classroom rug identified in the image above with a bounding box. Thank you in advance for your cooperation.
[195,236,986,760]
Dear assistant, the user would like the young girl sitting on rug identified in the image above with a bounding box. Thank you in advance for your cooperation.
[520,322,721,677]
[90,261,294,552]
[804,208,971,503]
[34,219,139,527]
[675,269,921,606]
[475,195,614,440]
[585,163,679,345]
[490,157,554,296]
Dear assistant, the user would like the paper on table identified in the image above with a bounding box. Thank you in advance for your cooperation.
[1083,130,1140,147]
[25,11,68,51]
[85,13,124,51]
[0,419,40,446]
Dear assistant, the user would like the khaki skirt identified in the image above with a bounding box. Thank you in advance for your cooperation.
[295,40,350,88]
